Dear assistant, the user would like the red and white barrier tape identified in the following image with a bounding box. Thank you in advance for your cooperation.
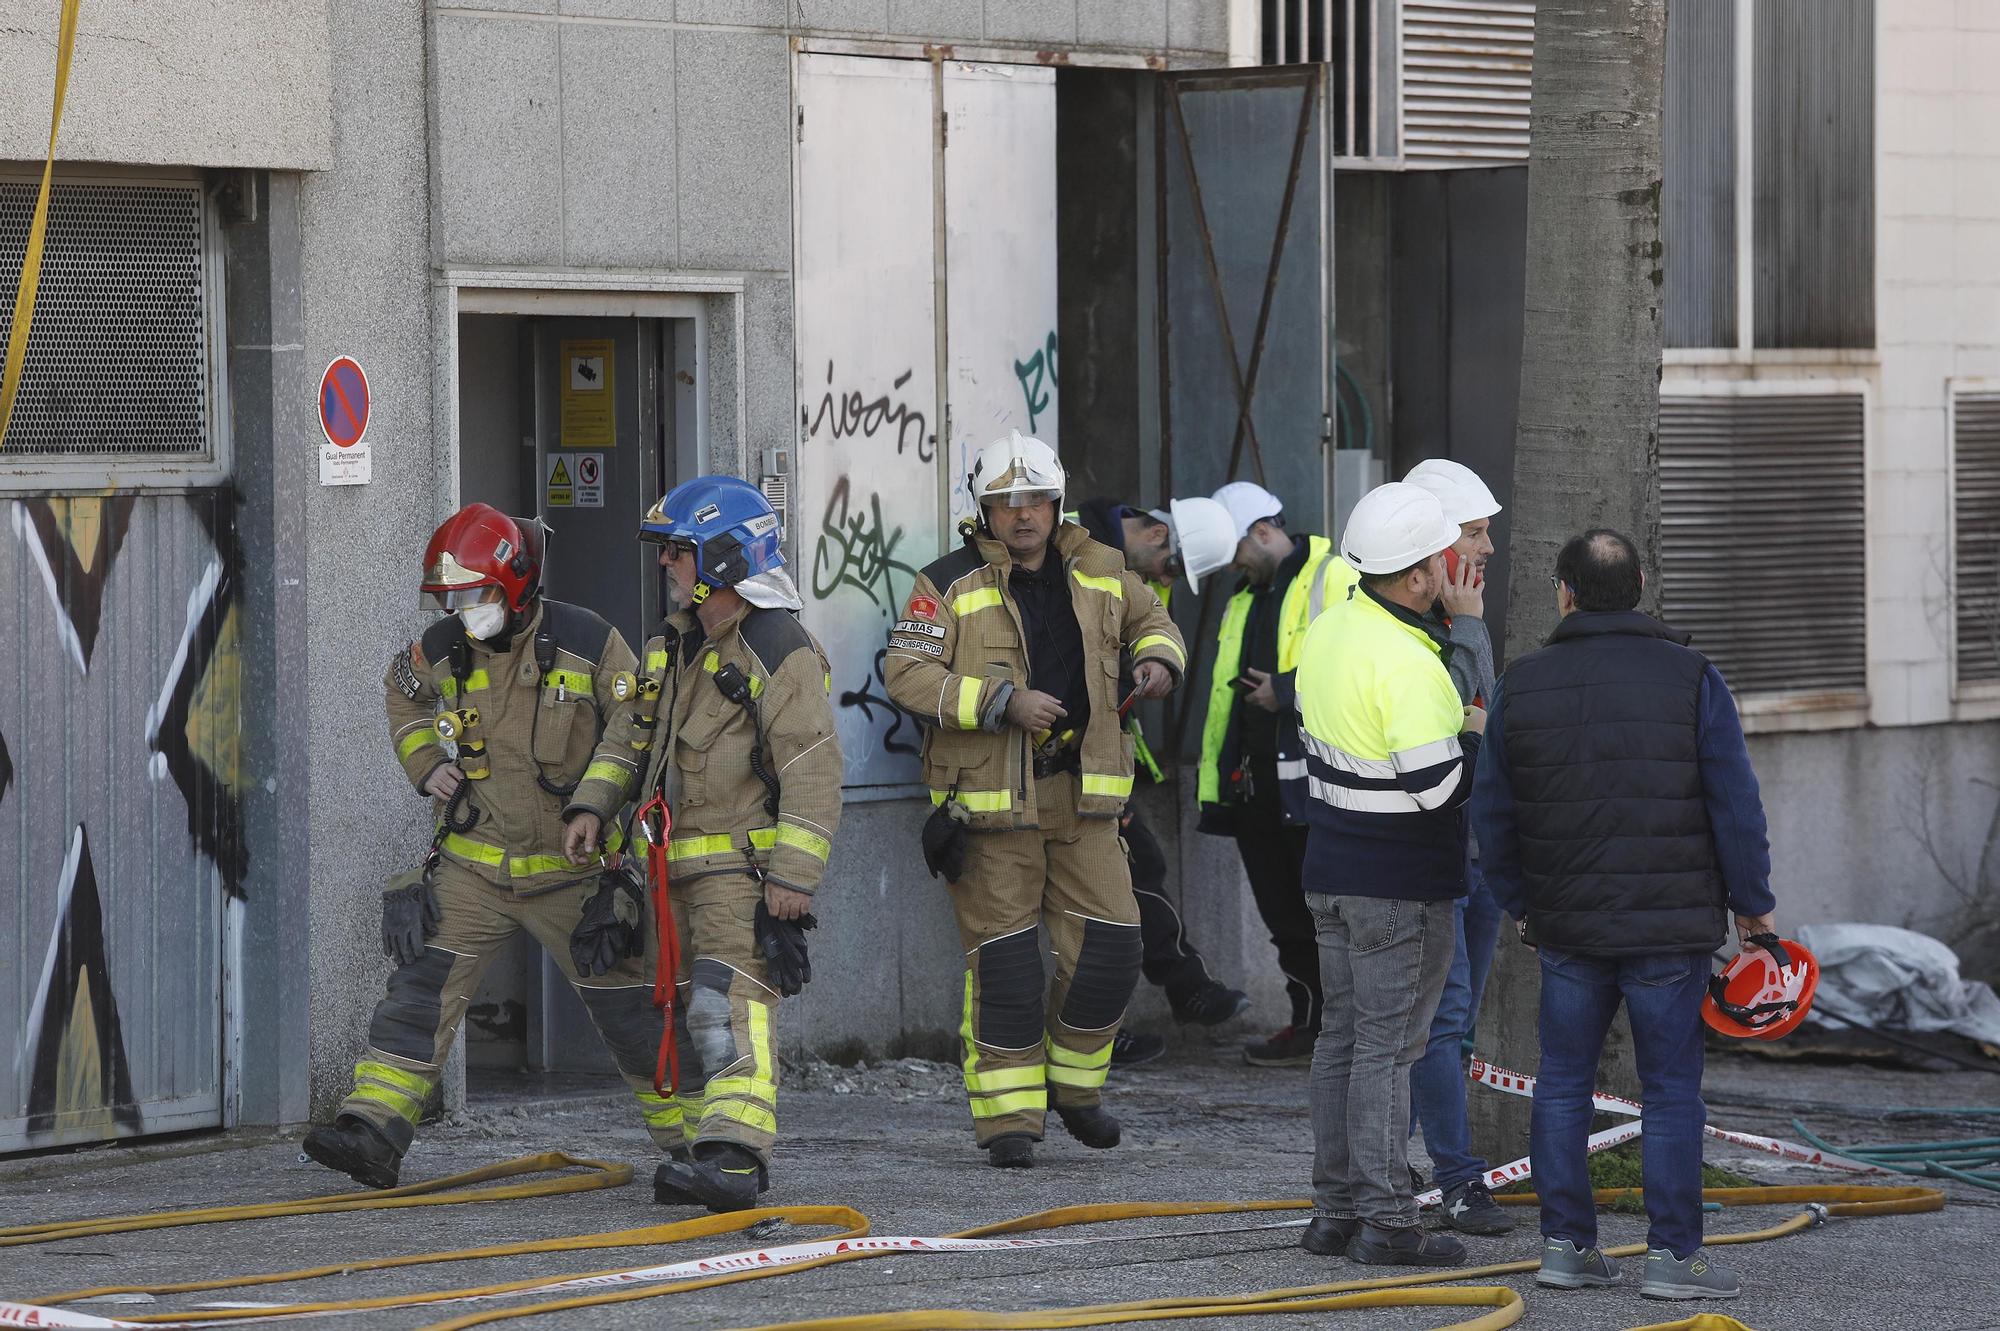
[1466,1057,1881,1175]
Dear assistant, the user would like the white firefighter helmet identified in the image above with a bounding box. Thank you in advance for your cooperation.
[968,429,1066,515]
[1167,495,1238,592]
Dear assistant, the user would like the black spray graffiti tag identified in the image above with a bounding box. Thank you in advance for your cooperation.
[812,476,918,613]
[839,648,919,758]
[1014,330,1059,434]
[802,361,934,462]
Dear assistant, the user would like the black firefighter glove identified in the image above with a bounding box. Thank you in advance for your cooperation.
[921,797,971,882]
[755,899,818,998]
[571,864,647,977]
[381,869,442,968]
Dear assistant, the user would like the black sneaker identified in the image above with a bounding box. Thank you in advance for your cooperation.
[301,1115,402,1190]
[1348,1223,1467,1267]
[1111,1029,1167,1067]
[654,1143,767,1212]
[1171,980,1253,1026]
[1054,1103,1121,1148]
[987,1134,1036,1168]
[1301,1217,1359,1256]
[1440,1179,1514,1236]
[1243,1024,1318,1067]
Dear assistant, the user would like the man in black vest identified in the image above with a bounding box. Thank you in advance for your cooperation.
[1471,530,1777,1304]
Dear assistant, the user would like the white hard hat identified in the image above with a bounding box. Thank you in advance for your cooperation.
[968,429,1065,512]
[1211,480,1284,541]
[1339,482,1460,575]
[1167,496,1237,592]
[1403,458,1501,525]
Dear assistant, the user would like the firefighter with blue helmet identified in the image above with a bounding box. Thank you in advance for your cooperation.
[564,475,842,1212]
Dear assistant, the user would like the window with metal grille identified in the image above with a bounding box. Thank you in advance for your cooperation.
[0,179,216,469]
[1260,0,1386,158]
[1399,1,1533,166]
[1953,390,2000,694]
[1659,393,1867,697]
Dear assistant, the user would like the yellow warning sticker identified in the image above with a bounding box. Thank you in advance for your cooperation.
[545,454,574,508]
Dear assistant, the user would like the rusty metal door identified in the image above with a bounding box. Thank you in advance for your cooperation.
[1156,67,1333,757]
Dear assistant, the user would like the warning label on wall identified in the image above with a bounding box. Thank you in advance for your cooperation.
[573,452,604,507]
[545,452,604,509]
[559,339,615,449]
[546,454,574,507]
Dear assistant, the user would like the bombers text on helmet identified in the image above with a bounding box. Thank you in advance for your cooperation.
[1167,495,1238,593]
[1339,482,1461,576]
[968,430,1065,515]
[640,474,785,591]
[1404,457,1502,525]
[422,503,544,612]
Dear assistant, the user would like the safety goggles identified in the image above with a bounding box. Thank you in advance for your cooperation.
[987,488,1062,509]
[424,585,502,611]
[656,538,699,562]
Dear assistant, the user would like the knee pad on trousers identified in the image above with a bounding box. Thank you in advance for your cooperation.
[365,947,454,1063]
[973,927,1045,1050]
[1059,918,1143,1031]
[574,981,667,1081]
[686,958,740,1079]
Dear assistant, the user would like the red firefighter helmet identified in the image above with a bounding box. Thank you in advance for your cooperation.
[420,503,544,611]
[1702,935,1819,1041]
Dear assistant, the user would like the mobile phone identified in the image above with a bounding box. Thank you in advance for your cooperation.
[1229,674,1256,694]
[1442,546,1482,587]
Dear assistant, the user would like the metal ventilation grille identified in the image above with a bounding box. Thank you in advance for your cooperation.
[1660,394,1867,696]
[1401,0,1534,165]
[1954,392,2000,691]
[0,182,210,457]
[1261,0,1381,157]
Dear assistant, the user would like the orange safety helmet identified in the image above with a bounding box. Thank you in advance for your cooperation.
[421,503,545,612]
[1702,935,1819,1041]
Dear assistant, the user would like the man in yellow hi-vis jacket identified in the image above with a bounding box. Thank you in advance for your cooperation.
[885,431,1185,1168]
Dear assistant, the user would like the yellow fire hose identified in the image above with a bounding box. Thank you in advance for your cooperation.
[0,0,81,451]
[3,1161,1944,1331]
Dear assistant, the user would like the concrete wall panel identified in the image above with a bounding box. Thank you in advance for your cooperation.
[1080,0,1168,51]
[433,14,566,267]
[559,22,679,269]
[676,28,793,270]
[983,0,1076,46]
[889,0,982,41]
[0,0,332,170]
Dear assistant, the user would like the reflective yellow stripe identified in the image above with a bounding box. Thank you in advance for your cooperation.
[441,832,504,866]
[1131,633,1185,668]
[352,1081,426,1123]
[775,822,831,863]
[965,1063,1045,1093]
[581,759,630,786]
[706,1076,777,1103]
[544,668,593,697]
[1045,1062,1108,1089]
[1071,570,1123,599]
[702,652,762,696]
[1081,772,1134,800]
[635,1091,682,1129]
[508,852,574,878]
[397,727,439,760]
[439,669,492,700]
[1046,1039,1114,1069]
[646,649,669,671]
[358,1059,432,1097]
[969,1088,1048,1118]
[956,676,982,729]
[705,1099,778,1134]
[953,587,1004,617]
[931,787,1013,813]
[668,827,779,861]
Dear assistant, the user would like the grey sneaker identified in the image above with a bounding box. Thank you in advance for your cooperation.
[1537,1238,1621,1289]
[1640,1248,1741,1300]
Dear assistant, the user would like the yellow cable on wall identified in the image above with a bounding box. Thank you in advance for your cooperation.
[0,0,83,452]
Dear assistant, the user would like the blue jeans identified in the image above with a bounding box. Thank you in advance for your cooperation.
[1531,947,1711,1260]
[1408,862,1502,1192]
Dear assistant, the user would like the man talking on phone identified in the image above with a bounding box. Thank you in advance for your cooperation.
[1196,481,1356,1067]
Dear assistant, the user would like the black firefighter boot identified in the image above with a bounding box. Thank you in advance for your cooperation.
[655,1141,768,1212]
[1054,1103,1121,1149]
[302,1114,403,1190]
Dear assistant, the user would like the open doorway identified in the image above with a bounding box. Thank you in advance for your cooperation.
[455,307,695,1073]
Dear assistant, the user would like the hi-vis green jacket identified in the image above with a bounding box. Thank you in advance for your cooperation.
[386,600,637,894]
[883,521,1186,829]
[570,602,843,894]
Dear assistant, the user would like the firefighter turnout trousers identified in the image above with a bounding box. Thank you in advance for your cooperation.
[339,860,677,1153]
[657,869,783,1166]
[948,771,1143,1146]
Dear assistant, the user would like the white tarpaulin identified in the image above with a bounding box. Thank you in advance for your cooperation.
[1794,923,2000,1048]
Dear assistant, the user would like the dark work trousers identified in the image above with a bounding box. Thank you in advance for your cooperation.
[1232,758,1321,1032]
[1121,807,1215,1004]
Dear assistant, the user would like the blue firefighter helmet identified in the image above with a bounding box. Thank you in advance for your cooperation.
[638,475,785,589]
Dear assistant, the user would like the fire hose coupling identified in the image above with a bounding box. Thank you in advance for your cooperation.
[1806,1202,1831,1226]
[434,707,491,779]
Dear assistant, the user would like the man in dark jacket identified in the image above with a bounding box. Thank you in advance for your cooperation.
[1071,497,1252,1064]
[1471,529,1777,1304]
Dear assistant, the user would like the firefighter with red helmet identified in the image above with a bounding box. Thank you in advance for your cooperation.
[303,503,673,1189]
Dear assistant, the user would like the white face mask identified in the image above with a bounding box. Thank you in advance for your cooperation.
[459,601,509,641]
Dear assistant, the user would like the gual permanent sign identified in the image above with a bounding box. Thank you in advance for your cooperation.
[318,357,373,486]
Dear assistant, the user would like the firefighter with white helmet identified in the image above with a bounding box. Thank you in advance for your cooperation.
[885,431,1187,1167]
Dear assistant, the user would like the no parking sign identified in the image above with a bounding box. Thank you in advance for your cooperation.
[318,357,372,486]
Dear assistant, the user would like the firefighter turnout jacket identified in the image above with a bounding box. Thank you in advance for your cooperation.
[883,521,1186,826]
[387,600,637,893]
[570,601,843,894]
